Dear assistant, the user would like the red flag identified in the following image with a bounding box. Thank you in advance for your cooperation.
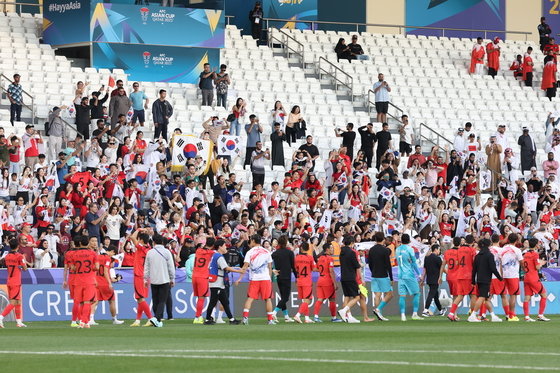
[108,76,116,88]
[69,171,92,186]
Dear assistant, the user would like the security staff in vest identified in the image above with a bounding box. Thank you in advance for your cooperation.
[144,235,176,327]
[204,239,243,325]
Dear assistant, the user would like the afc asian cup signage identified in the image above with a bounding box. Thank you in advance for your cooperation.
[142,52,174,67]
[278,0,304,5]
[140,7,150,23]
[139,7,176,24]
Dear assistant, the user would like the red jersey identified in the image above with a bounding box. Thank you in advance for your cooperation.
[4,252,25,286]
[72,248,98,286]
[522,250,540,283]
[456,246,476,280]
[439,222,453,237]
[96,253,112,287]
[65,249,77,285]
[192,248,215,279]
[443,248,459,281]
[295,254,315,286]
[316,255,334,286]
[134,243,150,277]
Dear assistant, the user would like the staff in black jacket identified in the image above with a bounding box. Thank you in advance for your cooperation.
[337,235,362,323]
[468,239,503,323]
[271,235,296,322]
[421,244,445,317]
[368,231,393,321]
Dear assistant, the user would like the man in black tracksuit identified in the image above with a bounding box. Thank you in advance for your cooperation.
[271,235,296,322]
[468,238,503,323]
[358,123,376,168]
[421,245,444,316]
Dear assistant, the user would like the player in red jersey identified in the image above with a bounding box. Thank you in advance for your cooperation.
[72,236,100,328]
[129,228,156,327]
[446,235,476,321]
[0,239,28,328]
[63,235,83,327]
[90,244,123,325]
[192,237,217,324]
[522,239,550,322]
[488,234,507,320]
[293,243,316,323]
[439,237,461,320]
[313,243,341,322]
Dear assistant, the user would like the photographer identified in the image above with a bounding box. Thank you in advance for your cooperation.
[250,141,270,189]
[335,123,356,160]
[286,105,304,146]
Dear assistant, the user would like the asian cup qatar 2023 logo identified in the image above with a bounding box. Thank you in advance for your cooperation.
[140,7,150,23]
[142,51,151,67]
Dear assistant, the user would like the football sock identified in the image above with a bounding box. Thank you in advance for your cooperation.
[523,302,529,317]
[399,297,406,314]
[81,303,92,323]
[136,304,143,320]
[14,305,22,320]
[273,307,280,314]
[329,301,337,317]
[314,300,323,317]
[503,305,510,317]
[480,303,487,316]
[539,296,547,315]
[217,310,224,320]
[412,294,420,313]
[449,303,458,315]
[1,304,14,317]
[195,298,205,318]
[72,303,81,321]
[243,309,249,318]
[267,312,273,321]
[282,309,289,317]
[378,301,387,311]
[139,301,153,319]
[302,303,309,316]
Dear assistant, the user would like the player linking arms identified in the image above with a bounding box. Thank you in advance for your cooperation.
[469,238,503,323]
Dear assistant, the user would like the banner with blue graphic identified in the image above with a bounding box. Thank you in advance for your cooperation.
[91,3,224,48]
[43,0,91,46]
[92,43,220,83]
[90,0,224,9]
[262,0,318,30]
[543,0,560,39]
[406,0,506,39]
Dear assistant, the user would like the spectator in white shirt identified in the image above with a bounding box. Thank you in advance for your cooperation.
[33,239,56,269]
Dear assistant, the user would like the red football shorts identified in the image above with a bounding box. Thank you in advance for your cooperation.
[68,283,76,300]
[74,285,97,303]
[7,285,21,300]
[456,279,474,295]
[470,284,479,297]
[316,285,335,300]
[134,276,149,299]
[192,277,209,297]
[247,280,272,300]
[297,285,313,300]
[524,281,545,296]
[447,279,457,296]
[490,278,506,295]
[97,286,115,301]
[504,278,520,296]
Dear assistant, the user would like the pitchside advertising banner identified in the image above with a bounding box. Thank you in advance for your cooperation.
[92,43,220,84]
[1,269,560,321]
[262,0,318,30]
[405,0,506,39]
[90,3,225,48]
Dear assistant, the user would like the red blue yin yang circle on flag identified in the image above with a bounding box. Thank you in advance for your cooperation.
[226,140,236,151]
[183,143,198,158]
[135,171,148,185]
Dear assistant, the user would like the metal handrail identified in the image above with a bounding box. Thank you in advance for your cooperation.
[318,57,354,102]
[264,17,531,41]
[418,122,453,150]
[268,28,305,68]
[367,89,405,123]
[0,1,40,14]
[1,73,35,124]
[225,15,234,26]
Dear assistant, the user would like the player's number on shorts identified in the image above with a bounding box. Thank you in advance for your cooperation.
[196,257,207,268]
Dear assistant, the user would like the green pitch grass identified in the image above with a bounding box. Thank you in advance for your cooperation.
[1,316,559,373]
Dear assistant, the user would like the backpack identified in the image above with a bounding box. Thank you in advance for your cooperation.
[208,252,223,283]
[45,117,54,136]
[216,73,229,95]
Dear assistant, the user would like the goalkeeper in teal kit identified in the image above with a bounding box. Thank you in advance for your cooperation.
[395,234,424,321]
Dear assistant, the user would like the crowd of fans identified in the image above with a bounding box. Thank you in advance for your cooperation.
[1,45,559,283]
